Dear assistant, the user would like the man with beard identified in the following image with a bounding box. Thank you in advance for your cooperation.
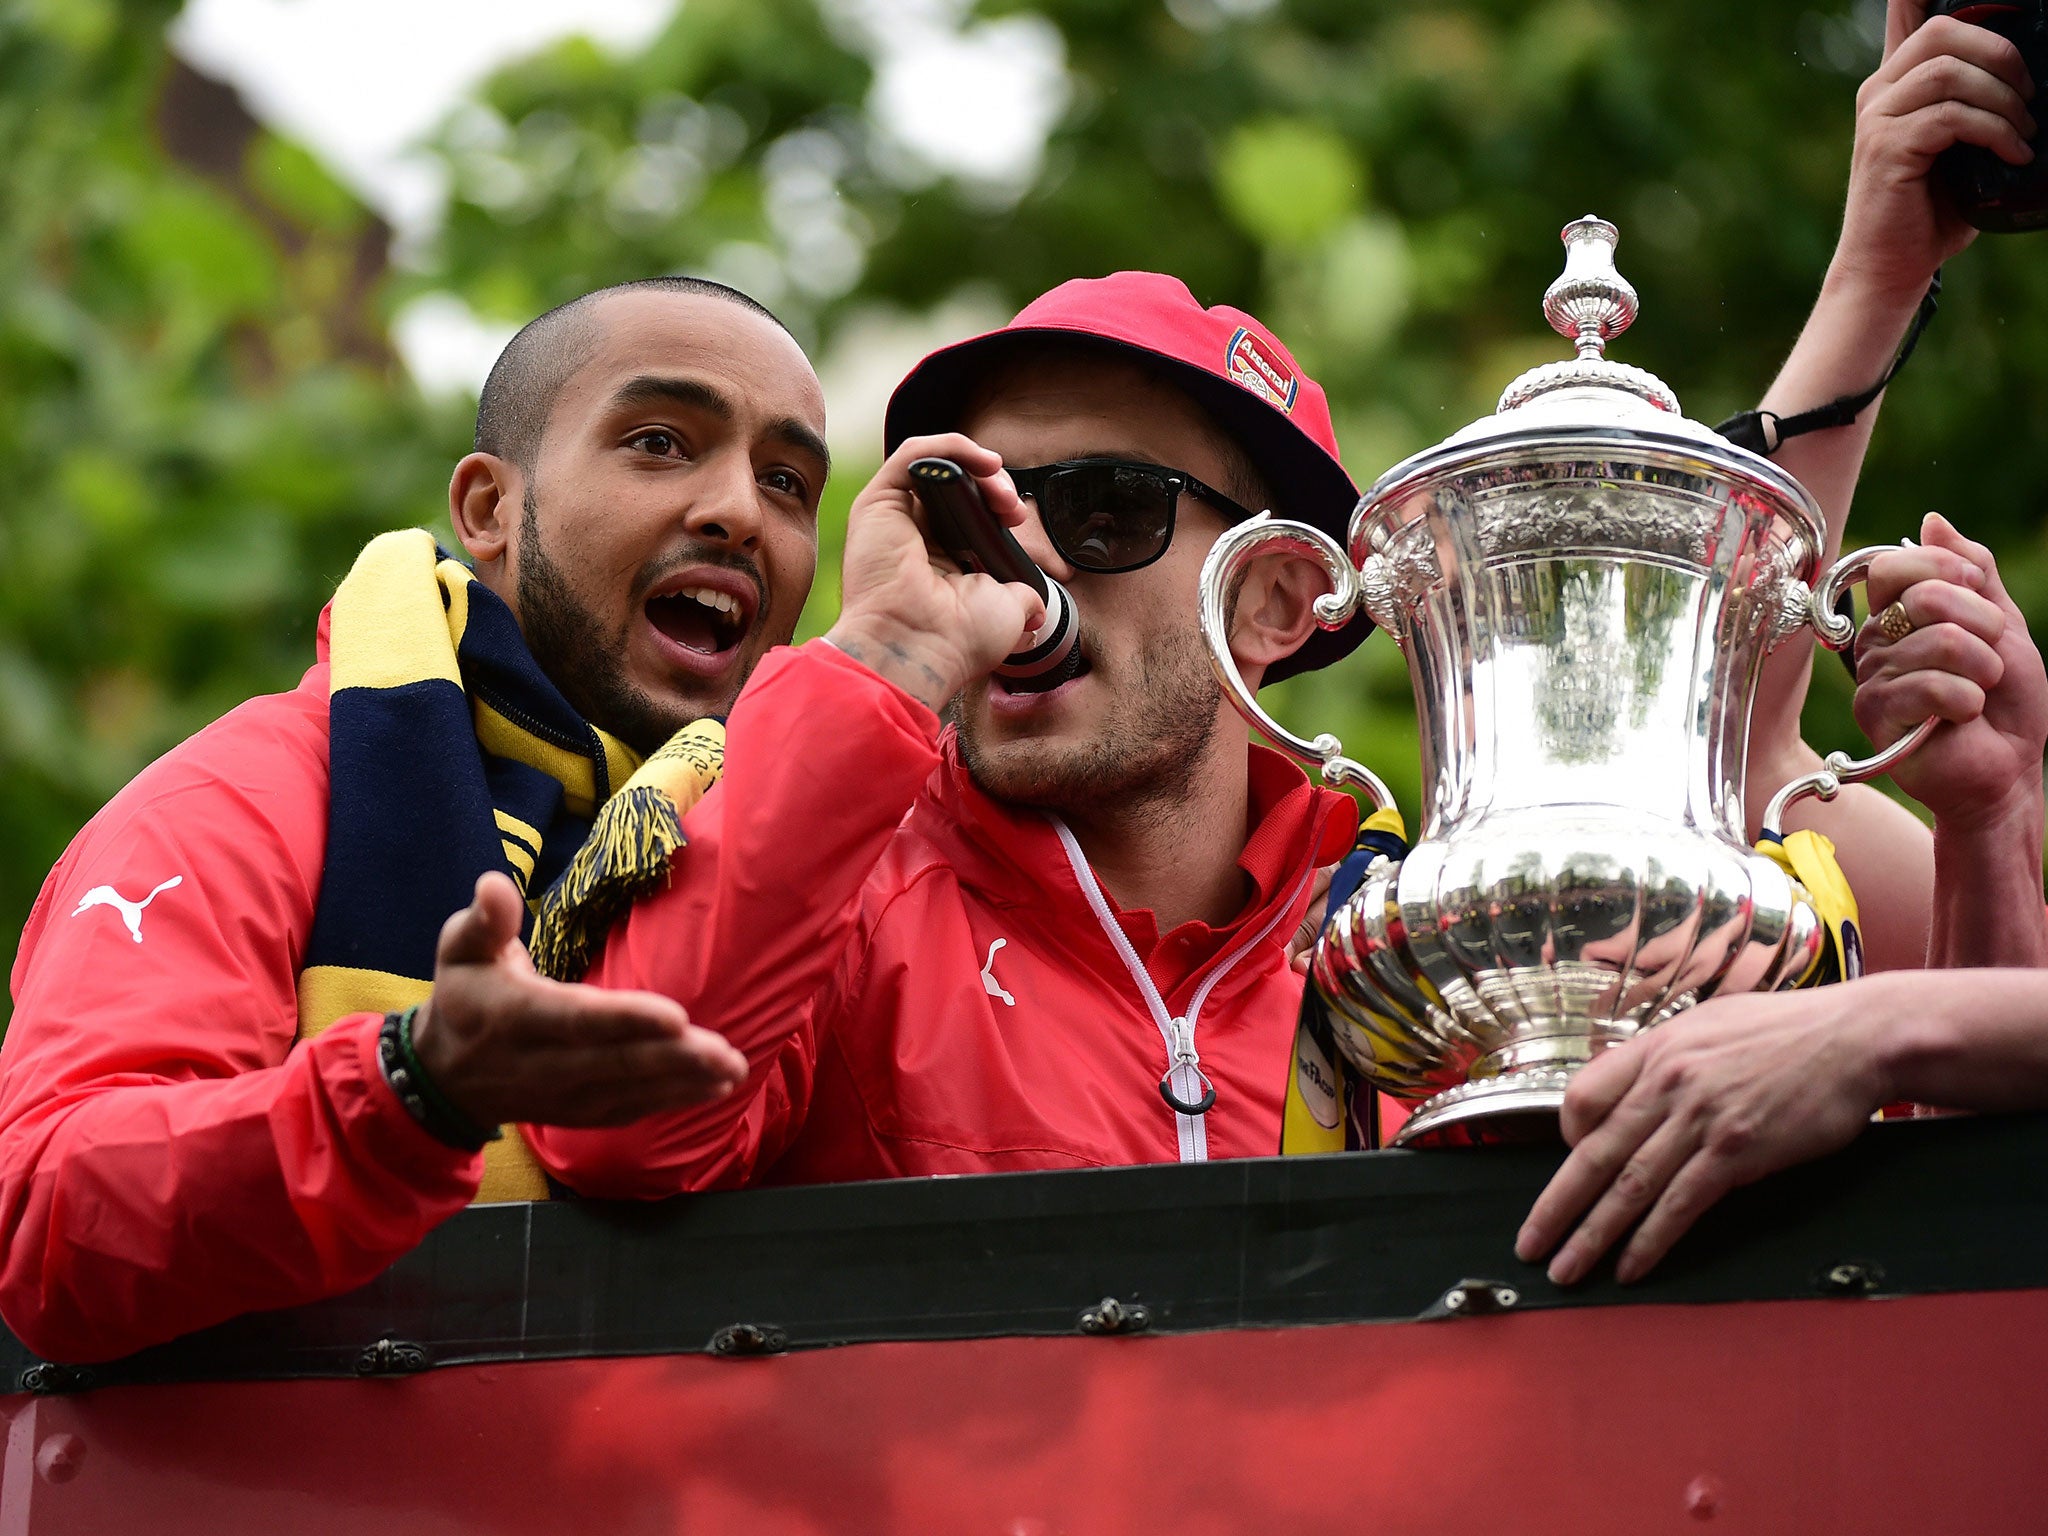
[518,274,1355,1186]
[520,268,1980,1195]
[0,277,813,1362]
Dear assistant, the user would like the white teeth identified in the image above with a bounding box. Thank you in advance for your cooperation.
[677,586,740,617]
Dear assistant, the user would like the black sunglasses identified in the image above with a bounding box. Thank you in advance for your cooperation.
[1006,459,1262,574]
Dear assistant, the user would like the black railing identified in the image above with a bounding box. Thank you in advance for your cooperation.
[9,1112,2048,1392]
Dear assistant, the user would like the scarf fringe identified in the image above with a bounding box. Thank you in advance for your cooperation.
[530,717,725,981]
[530,787,683,981]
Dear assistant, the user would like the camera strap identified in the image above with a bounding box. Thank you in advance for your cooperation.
[1715,270,1942,456]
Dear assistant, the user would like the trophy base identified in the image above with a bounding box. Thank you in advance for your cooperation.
[1391,1068,1575,1149]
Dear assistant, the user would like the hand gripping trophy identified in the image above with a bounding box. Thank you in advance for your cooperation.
[1200,216,1936,1149]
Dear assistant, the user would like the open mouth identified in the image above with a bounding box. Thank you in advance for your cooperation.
[645,581,753,659]
[991,643,1092,696]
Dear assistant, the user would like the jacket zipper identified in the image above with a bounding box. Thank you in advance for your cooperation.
[1050,817,1314,1164]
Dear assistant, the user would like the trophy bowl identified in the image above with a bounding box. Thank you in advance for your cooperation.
[1200,216,1935,1148]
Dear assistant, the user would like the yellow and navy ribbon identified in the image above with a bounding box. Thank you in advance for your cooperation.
[1281,805,1409,1157]
[528,718,723,983]
[1757,826,1862,985]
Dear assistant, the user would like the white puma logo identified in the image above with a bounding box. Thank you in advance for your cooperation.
[71,876,183,943]
[981,937,1015,1007]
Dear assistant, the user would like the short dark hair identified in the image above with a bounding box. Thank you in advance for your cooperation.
[473,276,790,473]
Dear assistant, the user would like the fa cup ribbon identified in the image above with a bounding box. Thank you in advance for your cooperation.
[1754,827,1862,987]
[1282,806,1410,1156]
[1759,825,1940,1120]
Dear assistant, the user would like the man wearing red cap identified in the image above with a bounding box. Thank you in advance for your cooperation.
[520,269,1978,1194]
[523,273,1360,1185]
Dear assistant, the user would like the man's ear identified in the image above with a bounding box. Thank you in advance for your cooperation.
[1229,548,1329,680]
[449,453,522,573]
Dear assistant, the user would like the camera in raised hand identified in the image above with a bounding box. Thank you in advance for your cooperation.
[1929,0,2048,230]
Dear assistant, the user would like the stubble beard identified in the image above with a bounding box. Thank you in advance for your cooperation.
[515,487,698,756]
[957,623,1224,823]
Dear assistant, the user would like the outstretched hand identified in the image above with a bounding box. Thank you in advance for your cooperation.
[1514,986,1894,1287]
[411,872,748,1130]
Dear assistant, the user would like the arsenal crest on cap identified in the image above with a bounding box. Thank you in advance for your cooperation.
[1224,326,1299,413]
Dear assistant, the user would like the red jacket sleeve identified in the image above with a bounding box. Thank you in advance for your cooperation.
[0,687,482,1364]
[528,641,941,1197]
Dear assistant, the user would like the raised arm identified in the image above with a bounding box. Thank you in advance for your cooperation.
[1744,0,2038,962]
[1760,0,2031,545]
[528,434,1044,1196]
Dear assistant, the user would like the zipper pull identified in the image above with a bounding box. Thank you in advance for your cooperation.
[1159,1017,1217,1117]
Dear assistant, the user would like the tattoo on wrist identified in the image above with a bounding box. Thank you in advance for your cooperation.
[831,630,948,703]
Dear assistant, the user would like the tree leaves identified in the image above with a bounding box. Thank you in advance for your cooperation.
[7,0,2046,1024]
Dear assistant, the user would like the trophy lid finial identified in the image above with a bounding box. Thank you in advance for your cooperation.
[1493,213,1678,416]
[1543,215,1637,360]
[1356,214,1826,527]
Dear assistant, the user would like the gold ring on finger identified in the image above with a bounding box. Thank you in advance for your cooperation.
[1877,601,1915,643]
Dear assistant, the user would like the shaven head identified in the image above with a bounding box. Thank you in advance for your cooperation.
[474,276,793,474]
[447,280,827,749]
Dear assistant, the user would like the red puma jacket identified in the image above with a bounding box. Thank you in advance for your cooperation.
[529,641,1356,1194]
[0,614,483,1364]
[0,633,1347,1361]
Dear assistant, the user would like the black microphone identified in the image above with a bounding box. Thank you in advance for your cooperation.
[908,457,1084,691]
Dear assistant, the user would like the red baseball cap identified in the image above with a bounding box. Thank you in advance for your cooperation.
[884,271,1367,682]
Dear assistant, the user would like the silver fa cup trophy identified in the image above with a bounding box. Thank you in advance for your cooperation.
[1200,215,1936,1148]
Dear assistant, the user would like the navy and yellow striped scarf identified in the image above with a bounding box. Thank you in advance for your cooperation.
[296,530,722,1201]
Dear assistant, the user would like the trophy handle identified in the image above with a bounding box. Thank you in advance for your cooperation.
[1761,543,1940,838]
[1198,513,1393,811]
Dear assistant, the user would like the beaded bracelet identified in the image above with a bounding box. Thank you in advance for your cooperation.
[377,1005,501,1153]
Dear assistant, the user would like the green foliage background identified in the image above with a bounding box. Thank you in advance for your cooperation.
[5,0,2046,1023]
